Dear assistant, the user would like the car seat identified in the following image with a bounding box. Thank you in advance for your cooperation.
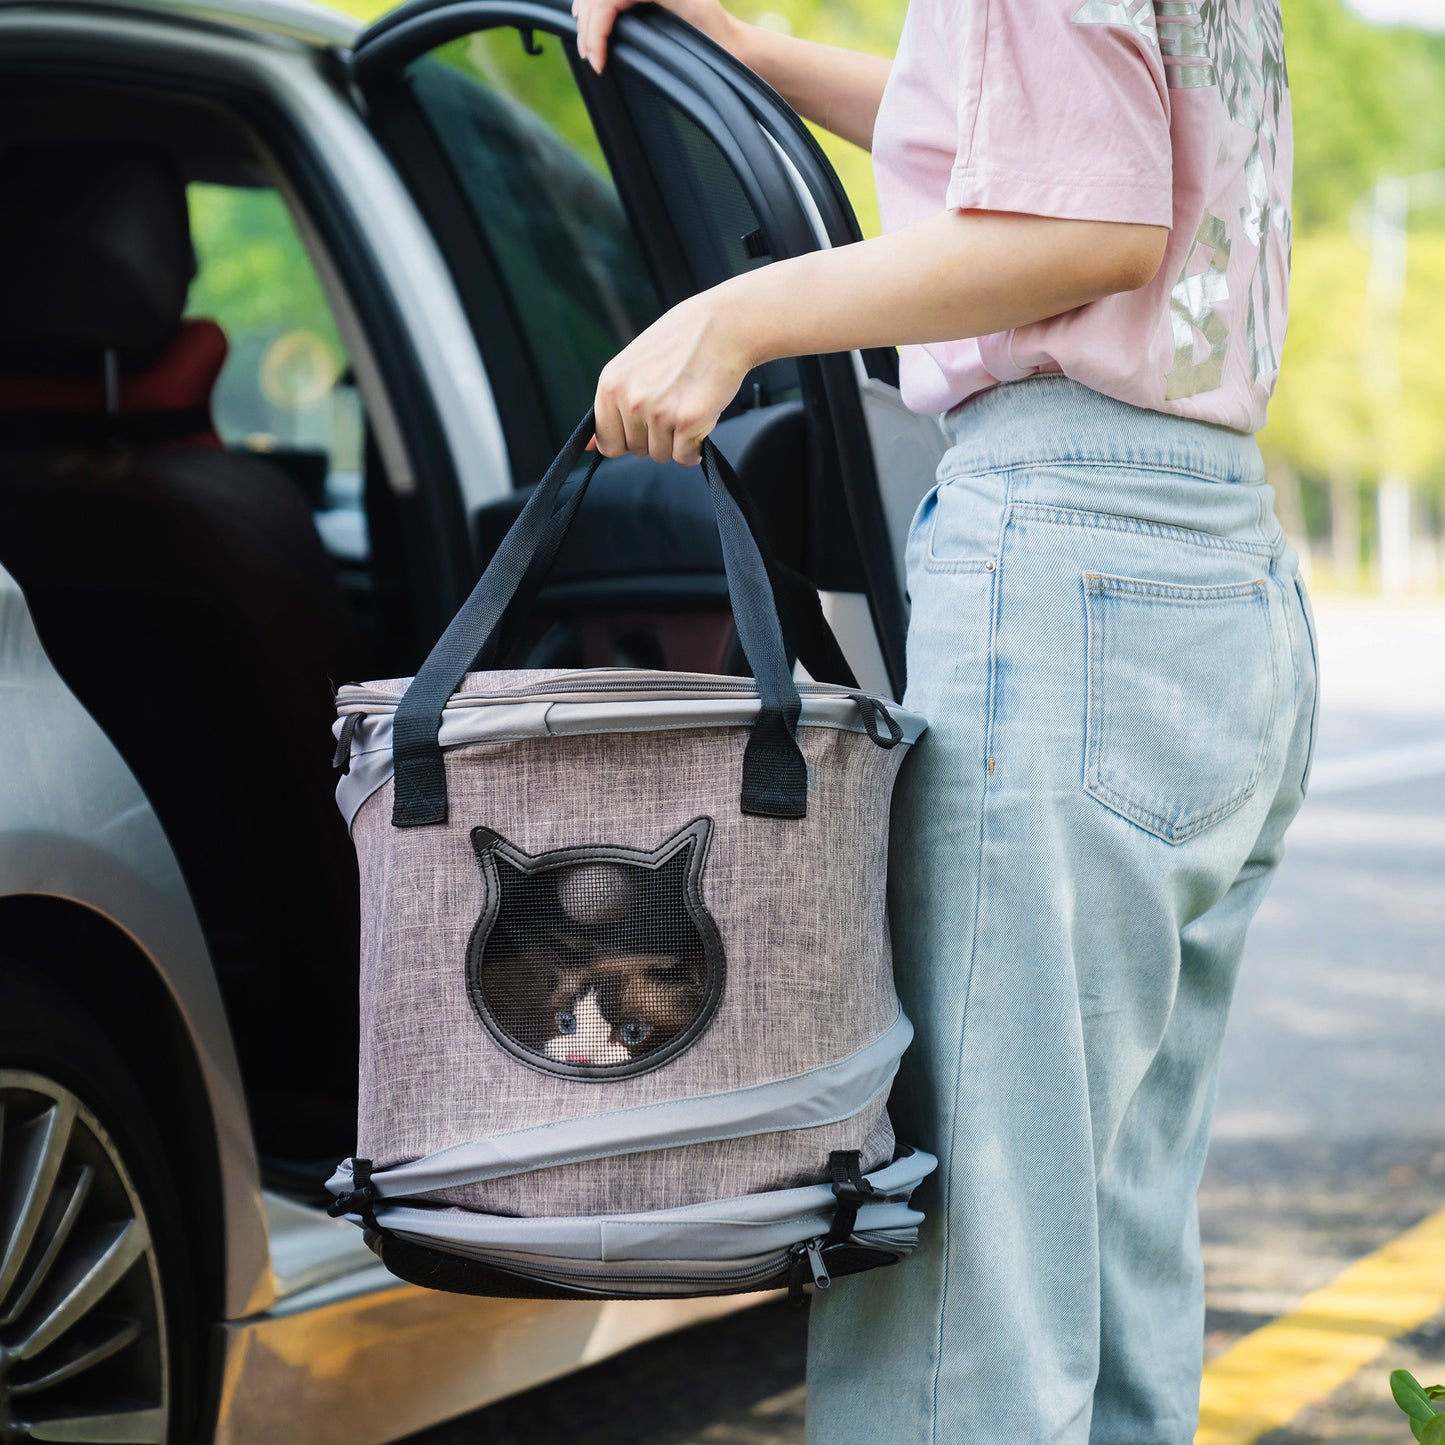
[471,401,809,674]
[0,145,363,1158]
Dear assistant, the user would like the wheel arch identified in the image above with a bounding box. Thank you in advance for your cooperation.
[0,895,227,1346]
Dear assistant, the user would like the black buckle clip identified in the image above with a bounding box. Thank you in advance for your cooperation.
[824,1150,880,1248]
[327,1157,380,1230]
[829,1149,882,1206]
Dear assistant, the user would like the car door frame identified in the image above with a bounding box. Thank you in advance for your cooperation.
[351,0,911,695]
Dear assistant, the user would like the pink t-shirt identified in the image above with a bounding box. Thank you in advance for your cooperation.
[872,0,1292,433]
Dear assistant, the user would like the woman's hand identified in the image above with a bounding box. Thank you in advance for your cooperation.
[572,0,890,149]
[592,290,754,466]
[572,0,738,73]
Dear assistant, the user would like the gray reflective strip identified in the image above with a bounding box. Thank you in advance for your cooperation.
[375,1196,925,1263]
[333,693,927,828]
[336,1147,938,1269]
[327,1013,913,1200]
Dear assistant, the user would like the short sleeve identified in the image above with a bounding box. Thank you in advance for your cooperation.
[944,1,1173,228]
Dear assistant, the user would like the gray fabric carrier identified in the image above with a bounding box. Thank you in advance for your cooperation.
[326,415,934,1301]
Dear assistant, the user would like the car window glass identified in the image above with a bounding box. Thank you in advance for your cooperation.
[609,67,802,407]
[400,30,663,449]
[187,183,368,564]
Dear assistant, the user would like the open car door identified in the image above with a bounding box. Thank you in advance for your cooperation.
[350,0,949,699]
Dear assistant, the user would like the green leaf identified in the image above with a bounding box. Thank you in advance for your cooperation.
[1427,1387,1445,1401]
[1393,1370,1438,1424]
[1420,1415,1445,1445]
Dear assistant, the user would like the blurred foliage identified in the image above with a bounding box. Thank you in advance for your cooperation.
[188,185,354,454]
[188,184,341,353]
[239,0,1445,574]
[1264,229,1445,486]
[1285,0,1445,230]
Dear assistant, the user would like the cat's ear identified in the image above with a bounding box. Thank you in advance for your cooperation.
[471,826,526,867]
[655,817,713,866]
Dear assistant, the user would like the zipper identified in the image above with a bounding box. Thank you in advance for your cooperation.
[463,1246,800,1292]
[338,670,870,712]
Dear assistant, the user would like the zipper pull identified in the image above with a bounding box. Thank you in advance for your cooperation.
[332,711,364,774]
[788,1244,808,1308]
[788,1237,832,1306]
[805,1238,831,1291]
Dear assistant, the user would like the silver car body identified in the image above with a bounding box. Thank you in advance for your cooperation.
[0,0,946,1438]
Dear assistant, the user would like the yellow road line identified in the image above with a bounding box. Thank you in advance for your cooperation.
[1196,1204,1445,1444]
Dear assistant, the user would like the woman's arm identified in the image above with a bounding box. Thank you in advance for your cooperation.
[592,208,1169,465]
[573,0,890,150]
[727,25,891,152]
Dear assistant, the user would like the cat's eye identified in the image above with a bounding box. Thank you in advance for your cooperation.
[619,1020,652,1047]
[554,1009,578,1035]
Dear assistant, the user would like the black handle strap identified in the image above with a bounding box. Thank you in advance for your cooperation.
[700,444,858,692]
[471,467,592,672]
[475,445,858,691]
[391,413,816,826]
[392,412,603,826]
[699,440,808,819]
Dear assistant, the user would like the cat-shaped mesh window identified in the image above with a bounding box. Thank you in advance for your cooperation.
[466,818,724,1077]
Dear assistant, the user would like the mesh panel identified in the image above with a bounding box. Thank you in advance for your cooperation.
[466,819,724,1077]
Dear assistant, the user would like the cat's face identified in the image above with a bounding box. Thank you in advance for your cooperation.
[466,819,724,1076]
[538,951,708,1066]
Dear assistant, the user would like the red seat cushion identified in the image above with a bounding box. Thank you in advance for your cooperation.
[0,318,227,448]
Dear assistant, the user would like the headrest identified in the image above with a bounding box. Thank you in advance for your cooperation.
[0,319,227,450]
[0,145,196,377]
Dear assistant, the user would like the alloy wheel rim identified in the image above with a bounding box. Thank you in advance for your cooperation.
[0,1071,169,1444]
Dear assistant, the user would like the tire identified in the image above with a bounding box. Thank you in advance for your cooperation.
[0,964,199,1442]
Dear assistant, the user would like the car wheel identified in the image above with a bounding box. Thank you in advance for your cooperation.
[0,967,197,1443]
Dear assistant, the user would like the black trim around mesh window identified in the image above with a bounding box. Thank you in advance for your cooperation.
[465,818,726,1081]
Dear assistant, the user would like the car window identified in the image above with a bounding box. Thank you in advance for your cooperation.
[607,63,802,408]
[187,183,368,563]
[399,30,663,451]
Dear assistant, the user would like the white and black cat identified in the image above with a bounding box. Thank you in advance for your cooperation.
[466,818,724,1074]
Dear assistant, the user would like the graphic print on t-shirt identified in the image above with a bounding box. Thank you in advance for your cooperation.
[872,0,1293,430]
[1070,0,1290,403]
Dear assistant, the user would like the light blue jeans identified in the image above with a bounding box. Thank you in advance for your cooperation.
[806,377,1320,1445]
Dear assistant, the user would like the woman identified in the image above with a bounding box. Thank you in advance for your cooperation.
[574,1,1312,1440]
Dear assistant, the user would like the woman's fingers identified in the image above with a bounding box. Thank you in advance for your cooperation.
[620,408,651,458]
[591,391,711,468]
[592,384,628,458]
[573,0,631,72]
[593,405,714,467]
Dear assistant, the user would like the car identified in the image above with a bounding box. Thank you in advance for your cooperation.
[0,0,948,1439]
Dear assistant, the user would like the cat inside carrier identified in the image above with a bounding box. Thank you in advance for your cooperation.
[327,419,935,1301]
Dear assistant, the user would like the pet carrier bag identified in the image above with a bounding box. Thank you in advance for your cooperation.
[326,412,935,1301]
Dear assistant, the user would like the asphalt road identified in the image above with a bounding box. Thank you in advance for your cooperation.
[403,595,1445,1445]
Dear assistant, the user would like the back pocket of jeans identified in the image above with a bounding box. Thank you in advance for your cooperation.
[1084,573,1279,845]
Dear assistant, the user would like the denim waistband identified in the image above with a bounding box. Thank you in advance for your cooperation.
[941,377,1265,486]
